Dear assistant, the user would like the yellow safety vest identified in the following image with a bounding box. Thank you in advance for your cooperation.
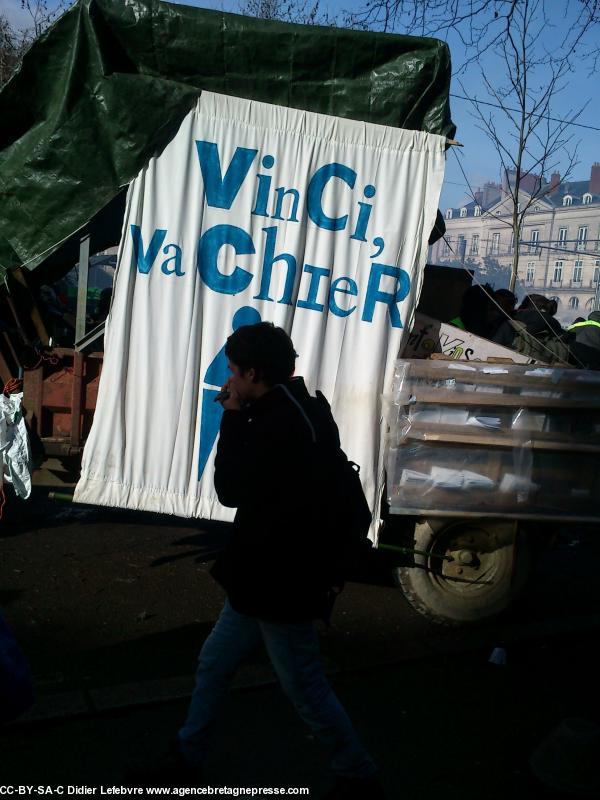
[568,320,600,332]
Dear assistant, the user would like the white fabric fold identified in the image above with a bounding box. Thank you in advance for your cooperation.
[75,92,446,541]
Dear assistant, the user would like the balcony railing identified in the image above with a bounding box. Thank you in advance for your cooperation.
[512,244,541,255]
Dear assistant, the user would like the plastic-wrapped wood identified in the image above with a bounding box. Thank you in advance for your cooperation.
[385,359,600,522]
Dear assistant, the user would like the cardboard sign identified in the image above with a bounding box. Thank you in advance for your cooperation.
[404,312,533,363]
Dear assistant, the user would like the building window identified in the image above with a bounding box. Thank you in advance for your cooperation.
[583,193,592,204]
[593,261,600,285]
[573,260,583,282]
[587,297,595,310]
[457,235,466,259]
[460,207,467,218]
[529,229,539,253]
[556,227,567,249]
[474,205,481,217]
[563,195,573,206]
[577,226,588,251]
[569,297,580,310]
[535,205,541,211]
[491,233,500,254]
[445,209,453,220]
[442,237,452,257]
[553,261,563,282]
[470,234,479,255]
[526,262,535,283]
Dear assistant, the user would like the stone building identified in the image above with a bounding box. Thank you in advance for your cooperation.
[431,164,600,326]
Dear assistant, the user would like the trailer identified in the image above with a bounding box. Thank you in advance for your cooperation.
[3,1,597,628]
[380,356,600,624]
[1,235,114,458]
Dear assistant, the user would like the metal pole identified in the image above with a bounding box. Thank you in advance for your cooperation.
[48,492,74,503]
[75,234,90,345]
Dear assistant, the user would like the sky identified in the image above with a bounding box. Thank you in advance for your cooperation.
[2,0,598,211]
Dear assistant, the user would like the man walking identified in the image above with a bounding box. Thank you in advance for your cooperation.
[151,322,383,798]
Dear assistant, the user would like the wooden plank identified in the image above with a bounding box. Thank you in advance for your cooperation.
[0,344,13,385]
[388,505,600,524]
[11,268,50,345]
[389,479,599,514]
[22,366,43,437]
[52,347,103,360]
[70,352,83,448]
[408,389,600,408]
[405,423,600,453]
[404,359,600,393]
[394,453,595,487]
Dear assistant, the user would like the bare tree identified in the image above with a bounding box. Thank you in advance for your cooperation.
[457,0,584,291]
[20,0,69,39]
[239,0,332,26]
[345,0,599,71]
[0,14,22,87]
[0,1,73,87]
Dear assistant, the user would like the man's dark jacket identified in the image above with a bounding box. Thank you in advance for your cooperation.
[210,377,341,622]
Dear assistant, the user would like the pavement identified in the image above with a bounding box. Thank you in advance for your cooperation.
[2,629,600,798]
[2,474,600,797]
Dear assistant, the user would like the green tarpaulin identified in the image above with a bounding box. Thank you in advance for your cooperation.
[0,0,454,281]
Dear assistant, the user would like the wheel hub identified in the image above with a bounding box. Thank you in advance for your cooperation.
[429,528,503,588]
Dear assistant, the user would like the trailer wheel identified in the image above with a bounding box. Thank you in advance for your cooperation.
[394,518,533,625]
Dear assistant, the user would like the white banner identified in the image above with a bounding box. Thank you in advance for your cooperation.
[75,92,445,538]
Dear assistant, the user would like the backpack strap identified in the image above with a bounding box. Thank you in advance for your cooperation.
[275,383,317,443]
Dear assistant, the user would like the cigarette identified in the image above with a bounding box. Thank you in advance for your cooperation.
[214,390,231,403]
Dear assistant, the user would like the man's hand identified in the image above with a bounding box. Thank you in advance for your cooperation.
[216,379,242,411]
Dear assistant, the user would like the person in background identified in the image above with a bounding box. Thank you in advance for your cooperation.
[494,288,517,317]
[39,283,75,345]
[492,294,570,363]
[449,284,496,339]
[487,288,517,339]
[566,311,600,369]
[91,287,113,326]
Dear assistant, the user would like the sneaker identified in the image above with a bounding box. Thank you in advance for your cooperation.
[127,746,204,788]
[321,775,386,799]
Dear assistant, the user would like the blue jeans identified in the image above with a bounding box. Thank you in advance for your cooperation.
[179,600,377,779]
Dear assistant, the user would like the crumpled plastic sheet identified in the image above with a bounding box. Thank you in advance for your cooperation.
[0,392,32,499]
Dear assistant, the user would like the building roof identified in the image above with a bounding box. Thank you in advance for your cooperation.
[446,170,600,218]
[545,180,600,207]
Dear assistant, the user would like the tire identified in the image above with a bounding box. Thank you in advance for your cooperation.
[394,517,533,625]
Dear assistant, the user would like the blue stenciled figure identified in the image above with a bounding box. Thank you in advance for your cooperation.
[198,306,262,480]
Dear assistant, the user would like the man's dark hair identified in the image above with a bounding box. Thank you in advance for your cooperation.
[225,322,296,385]
[494,288,516,304]
[459,284,495,338]
[520,293,558,317]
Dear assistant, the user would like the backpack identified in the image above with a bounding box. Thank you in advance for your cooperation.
[308,391,374,587]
